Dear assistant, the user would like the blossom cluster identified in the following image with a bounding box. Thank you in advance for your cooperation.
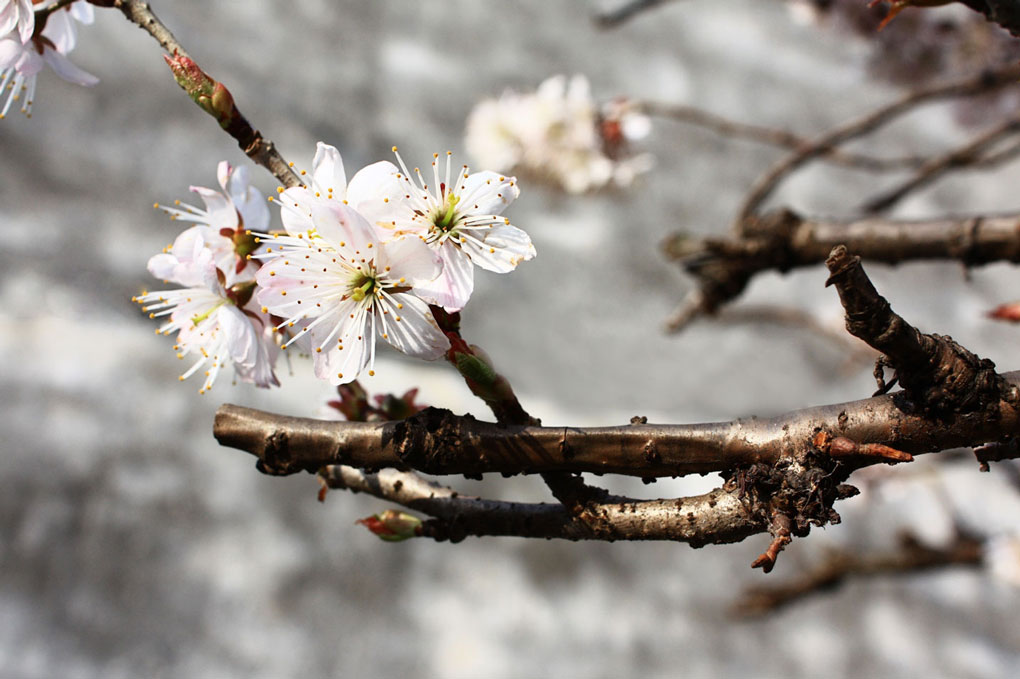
[464,74,652,194]
[0,0,97,119]
[137,144,535,391]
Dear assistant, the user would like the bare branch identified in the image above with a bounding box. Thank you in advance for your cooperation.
[664,208,1020,331]
[213,365,1020,478]
[737,63,1020,223]
[734,530,984,616]
[863,115,1020,213]
[320,466,761,545]
[640,101,927,171]
[109,0,301,188]
[594,0,678,28]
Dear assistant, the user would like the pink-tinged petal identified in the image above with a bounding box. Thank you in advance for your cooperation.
[146,253,178,282]
[236,184,270,232]
[0,36,22,70]
[220,305,256,368]
[41,48,98,86]
[15,0,33,43]
[0,6,17,41]
[190,186,238,230]
[413,242,474,312]
[312,202,377,254]
[312,142,347,196]
[379,293,448,360]
[375,236,441,287]
[216,160,232,193]
[456,171,519,215]
[459,223,535,274]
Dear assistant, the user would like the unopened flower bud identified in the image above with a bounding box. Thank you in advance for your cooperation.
[356,510,423,541]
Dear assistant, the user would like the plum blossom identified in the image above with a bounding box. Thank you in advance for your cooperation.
[275,142,404,239]
[0,0,97,119]
[135,229,279,393]
[156,160,269,277]
[383,148,535,311]
[465,74,653,194]
[254,199,448,386]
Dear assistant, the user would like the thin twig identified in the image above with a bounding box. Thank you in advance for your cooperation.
[863,116,1020,213]
[640,101,927,171]
[734,531,984,615]
[737,63,1020,224]
[110,0,301,188]
[594,0,679,28]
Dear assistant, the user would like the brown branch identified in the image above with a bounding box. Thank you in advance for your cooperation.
[431,308,603,510]
[825,245,1008,414]
[664,208,1020,331]
[736,63,1020,223]
[109,0,301,188]
[863,115,1020,213]
[734,530,984,615]
[320,465,761,545]
[640,101,927,171]
[213,365,1020,478]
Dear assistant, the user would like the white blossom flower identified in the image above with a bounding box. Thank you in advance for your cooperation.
[156,160,269,277]
[382,148,535,311]
[276,141,404,239]
[0,0,34,44]
[465,74,653,194]
[135,229,279,393]
[0,0,96,119]
[254,199,448,386]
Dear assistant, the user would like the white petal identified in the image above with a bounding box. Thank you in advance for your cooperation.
[346,160,405,231]
[460,223,535,274]
[379,293,448,360]
[413,242,474,312]
[216,160,232,193]
[41,48,98,86]
[456,171,519,216]
[312,142,347,196]
[190,186,238,230]
[42,10,76,53]
[376,236,441,287]
[315,313,371,385]
[70,2,95,25]
[313,202,377,254]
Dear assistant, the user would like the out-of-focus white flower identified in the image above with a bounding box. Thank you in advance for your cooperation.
[254,200,448,386]
[0,0,34,44]
[465,74,653,194]
[135,229,280,393]
[156,161,269,277]
[985,533,1020,587]
[0,0,96,119]
[382,148,535,311]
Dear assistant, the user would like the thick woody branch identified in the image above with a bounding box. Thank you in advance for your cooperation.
[664,208,1020,331]
[321,466,760,545]
[109,0,301,188]
[214,368,1020,478]
[825,245,1009,414]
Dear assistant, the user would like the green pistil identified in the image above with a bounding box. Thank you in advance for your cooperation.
[191,299,228,326]
[350,278,376,302]
[434,193,460,231]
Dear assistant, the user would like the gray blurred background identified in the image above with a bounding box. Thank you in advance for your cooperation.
[3,1,1020,677]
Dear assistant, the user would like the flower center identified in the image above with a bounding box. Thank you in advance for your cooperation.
[349,274,377,302]
[191,299,227,327]
[431,192,461,233]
